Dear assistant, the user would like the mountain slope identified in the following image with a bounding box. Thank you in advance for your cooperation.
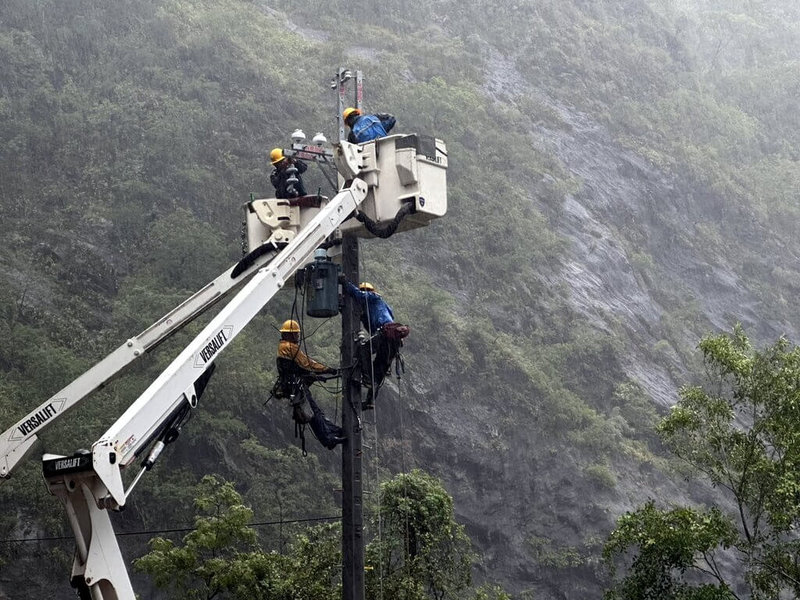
[0,0,798,597]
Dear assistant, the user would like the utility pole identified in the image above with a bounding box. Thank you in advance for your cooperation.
[334,67,365,600]
[340,234,364,600]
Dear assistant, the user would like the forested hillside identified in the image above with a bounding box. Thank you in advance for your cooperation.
[0,0,798,597]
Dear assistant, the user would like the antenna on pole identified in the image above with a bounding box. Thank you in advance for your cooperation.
[333,68,363,142]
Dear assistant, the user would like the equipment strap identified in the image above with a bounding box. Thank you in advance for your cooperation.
[295,420,307,457]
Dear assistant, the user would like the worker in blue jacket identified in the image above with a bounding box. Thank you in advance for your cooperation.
[340,277,409,408]
[343,107,396,144]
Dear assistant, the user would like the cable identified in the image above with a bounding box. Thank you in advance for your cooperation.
[374,383,384,600]
[357,256,385,600]
[398,369,411,575]
[0,515,341,544]
[301,316,334,341]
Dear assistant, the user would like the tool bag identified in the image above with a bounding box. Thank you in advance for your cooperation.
[382,322,410,342]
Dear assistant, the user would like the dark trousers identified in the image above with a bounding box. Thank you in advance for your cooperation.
[307,395,343,449]
[361,331,399,401]
[292,385,343,450]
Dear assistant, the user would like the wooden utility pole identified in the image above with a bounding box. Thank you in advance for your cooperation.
[340,233,364,600]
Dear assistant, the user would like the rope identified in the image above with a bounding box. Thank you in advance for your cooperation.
[364,285,377,407]
[358,256,385,599]
[373,370,384,600]
[297,276,308,357]
[397,364,412,576]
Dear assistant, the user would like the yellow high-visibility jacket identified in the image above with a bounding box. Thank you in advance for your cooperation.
[277,340,330,374]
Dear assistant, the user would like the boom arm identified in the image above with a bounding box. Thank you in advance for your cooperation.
[42,178,367,600]
[97,178,366,500]
[0,239,287,479]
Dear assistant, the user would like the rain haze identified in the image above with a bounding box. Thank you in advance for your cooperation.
[0,0,799,598]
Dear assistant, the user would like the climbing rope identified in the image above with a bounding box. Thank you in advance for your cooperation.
[372,370,384,600]
[356,257,385,598]
[396,362,412,577]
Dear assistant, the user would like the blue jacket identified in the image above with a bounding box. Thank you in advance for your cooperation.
[344,282,394,331]
[348,113,396,144]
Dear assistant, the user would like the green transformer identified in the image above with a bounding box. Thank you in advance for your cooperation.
[306,249,340,318]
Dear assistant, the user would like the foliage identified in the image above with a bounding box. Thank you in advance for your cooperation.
[366,469,474,600]
[135,475,342,600]
[137,472,502,600]
[528,536,585,570]
[605,326,800,598]
[134,475,288,600]
[584,463,618,490]
[604,500,738,600]
[470,585,511,600]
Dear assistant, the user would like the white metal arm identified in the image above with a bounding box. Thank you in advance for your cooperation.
[42,179,366,600]
[0,239,285,479]
[95,179,366,505]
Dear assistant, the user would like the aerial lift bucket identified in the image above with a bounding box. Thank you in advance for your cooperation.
[335,133,448,237]
[242,194,328,254]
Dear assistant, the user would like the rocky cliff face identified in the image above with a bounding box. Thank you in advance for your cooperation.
[371,45,800,599]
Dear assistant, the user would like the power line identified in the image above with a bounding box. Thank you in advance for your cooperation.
[0,515,340,544]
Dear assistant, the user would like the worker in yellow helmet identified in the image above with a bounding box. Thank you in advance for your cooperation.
[275,319,344,450]
[269,147,308,198]
[343,107,396,144]
[339,278,409,409]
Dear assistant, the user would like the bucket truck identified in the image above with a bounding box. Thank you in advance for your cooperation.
[1,134,447,599]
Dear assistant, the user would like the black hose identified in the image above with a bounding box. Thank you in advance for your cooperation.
[356,202,414,239]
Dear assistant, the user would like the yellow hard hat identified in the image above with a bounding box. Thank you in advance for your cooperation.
[358,282,375,292]
[343,107,361,122]
[270,148,285,165]
[280,319,300,333]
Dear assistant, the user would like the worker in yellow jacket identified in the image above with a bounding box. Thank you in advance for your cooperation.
[275,319,344,450]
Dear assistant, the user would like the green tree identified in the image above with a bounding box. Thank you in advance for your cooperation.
[134,475,293,600]
[603,501,738,599]
[604,325,800,599]
[366,469,474,600]
[137,472,499,600]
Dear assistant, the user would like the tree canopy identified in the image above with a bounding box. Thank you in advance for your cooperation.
[136,471,494,600]
[604,326,800,599]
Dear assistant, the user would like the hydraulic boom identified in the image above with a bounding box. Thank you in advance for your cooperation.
[42,178,368,600]
[0,237,286,479]
[4,131,448,599]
